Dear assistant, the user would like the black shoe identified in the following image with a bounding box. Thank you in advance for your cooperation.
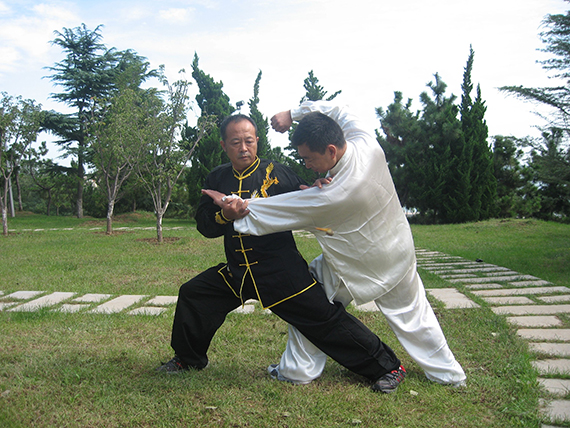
[156,356,189,374]
[371,366,406,393]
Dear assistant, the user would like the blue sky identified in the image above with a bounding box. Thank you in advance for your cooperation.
[1,0,568,155]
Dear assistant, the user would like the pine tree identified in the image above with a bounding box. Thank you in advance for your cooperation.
[185,54,234,211]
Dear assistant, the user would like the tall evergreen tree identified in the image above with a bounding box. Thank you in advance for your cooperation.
[185,54,234,211]
[248,70,270,158]
[376,91,422,208]
[460,46,496,221]
[44,23,119,218]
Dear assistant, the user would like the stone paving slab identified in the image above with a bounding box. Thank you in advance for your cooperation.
[493,305,570,316]
[438,274,478,279]
[128,307,168,316]
[9,292,76,312]
[232,305,255,314]
[426,288,480,309]
[518,329,570,341]
[73,293,112,303]
[146,296,178,306]
[533,359,570,375]
[508,316,563,328]
[0,302,18,311]
[472,287,570,297]
[540,295,570,304]
[353,301,379,312]
[541,398,570,423]
[509,280,552,287]
[465,283,504,290]
[432,267,511,275]
[530,343,570,357]
[419,262,485,267]
[58,304,90,313]
[89,295,147,314]
[482,296,535,305]
[3,290,45,300]
[539,377,570,396]
[449,275,539,284]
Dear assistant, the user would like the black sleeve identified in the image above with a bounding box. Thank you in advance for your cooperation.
[195,172,228,238]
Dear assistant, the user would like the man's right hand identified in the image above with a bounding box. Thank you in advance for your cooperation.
[271,110,293,133]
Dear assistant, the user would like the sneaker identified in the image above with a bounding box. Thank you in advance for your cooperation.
[156,356,189,374]
[371,365,406,393]
[267,364,312,385]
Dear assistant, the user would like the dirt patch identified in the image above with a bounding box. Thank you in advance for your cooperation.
[136,237,181,244]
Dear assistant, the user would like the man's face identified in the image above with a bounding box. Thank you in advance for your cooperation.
[221,119,258,172]
[297,143,337,174]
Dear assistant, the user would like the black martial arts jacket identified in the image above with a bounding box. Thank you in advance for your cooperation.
[195,157,317,309]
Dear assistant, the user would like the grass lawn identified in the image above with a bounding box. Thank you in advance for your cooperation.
[1,214,568,427]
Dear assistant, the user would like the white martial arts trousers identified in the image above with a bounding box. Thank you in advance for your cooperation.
[277,262,466,385]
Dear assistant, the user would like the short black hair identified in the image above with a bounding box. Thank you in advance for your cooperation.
[291,112,345,154]
[220,114,258,142]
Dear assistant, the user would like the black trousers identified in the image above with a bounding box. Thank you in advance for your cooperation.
[170,263,400,381]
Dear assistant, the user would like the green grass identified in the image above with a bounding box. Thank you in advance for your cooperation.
[1,214,568,427]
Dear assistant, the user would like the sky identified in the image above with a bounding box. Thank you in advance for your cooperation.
[1,0,568,159]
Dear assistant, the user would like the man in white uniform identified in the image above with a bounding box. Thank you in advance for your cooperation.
[233,101,466,387]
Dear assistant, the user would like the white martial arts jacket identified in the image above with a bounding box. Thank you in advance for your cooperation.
[234,101,416,305]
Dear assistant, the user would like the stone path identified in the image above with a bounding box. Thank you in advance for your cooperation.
[1,245,568,426]
[415,249,570,428]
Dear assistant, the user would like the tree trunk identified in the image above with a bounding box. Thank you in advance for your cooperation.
[1,188,7,236]
[15,169,23,212]
[76,157,84,218]
[156,211,163,243]
[106,200,115,235]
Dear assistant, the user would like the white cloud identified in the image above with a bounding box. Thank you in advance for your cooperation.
[158,7,195,24]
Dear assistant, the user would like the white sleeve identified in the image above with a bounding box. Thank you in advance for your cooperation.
[234,186,338,236]
[291,101,374,147]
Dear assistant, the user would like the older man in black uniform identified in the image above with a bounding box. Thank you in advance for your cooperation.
[157,113,405,393]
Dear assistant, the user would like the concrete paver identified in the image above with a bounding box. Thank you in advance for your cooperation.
[74,293,112,303]
[89,295,147,314]
[509,280,551,287]
[518,329,570,341]
[493,305,570,316]
[426,288,480,308]
[541,399,570,423]
[482,296,535,305]
[353,301,378,312]
[0,302,17,311]
[508,316,563,328]
[4,290,45,300]
[146,296,178,306]
[533,359,570,375]
[57,304,90,313]
[539,378,570,396]
[9,292,76,312]
[472,286,570,297]
[529,343,570,357]
[540,295,570,304]
[465,283,504,290]
[128,307,168,316]
[450,275,540,284]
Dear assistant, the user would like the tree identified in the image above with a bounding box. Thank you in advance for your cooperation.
[136,69,214,242]
[248,70,271,159]
[528,128,570,220]
[492,135,539,218]
[376,91,422,208]
[460,46,496,221]
[185,54,234,211]
[89,51,157,234]
[0,93,42,235]
[283,70,342,183]
[44,23,119,218]
[499,6,570,219]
